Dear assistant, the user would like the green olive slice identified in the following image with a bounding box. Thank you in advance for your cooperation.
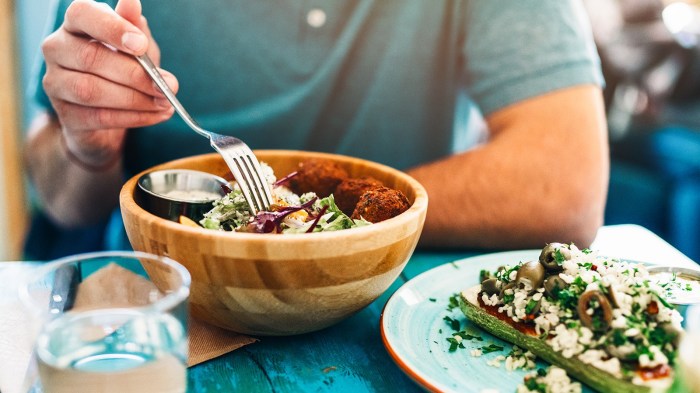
[605,286,620,308]
[578,290,613,332]
[539,243,571,272]
[480,270,493,283]
[515,261,545,294]
[481,278,500,296]
[544,275,567,299]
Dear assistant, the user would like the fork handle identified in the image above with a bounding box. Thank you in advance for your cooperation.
[135,54,210,139]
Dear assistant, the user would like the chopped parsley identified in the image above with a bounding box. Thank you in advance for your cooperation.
[525,299,539,315]
[479,269,492,283]
[497,264,522,283]
[557,287,579,310]
[446,337,465,352]
[609,329,627,346]
[443,316,460,331]
[480,344,504,354]
[443,329,483,352]
[447,293,460,311]
[454,331,483,342]
[502,292,515,304]
[554,248,567,265]
[524,376,547,393]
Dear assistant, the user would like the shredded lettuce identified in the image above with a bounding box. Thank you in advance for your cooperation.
[200,188,253,231]
[281,195,370,234]
[199,178,370,234]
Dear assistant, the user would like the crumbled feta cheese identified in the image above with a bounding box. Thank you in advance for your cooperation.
[505,346,537,371]
[482,293,501,306]
[517,366,581,393]
[471,349,483,357]
[562,260,579,275]
[550,324,584,358]
[577,327,593,346]
[560,273,575,284]
[578,349,606,364]
[639,346,669,368]
[487,355,506,368]
[593,357,622,378]
[580,269,600,285]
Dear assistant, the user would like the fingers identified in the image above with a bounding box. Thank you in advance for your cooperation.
[44,66,174,111]
[114,0,142,25]
[115,0,161,63]
[51,98,175,132]
[136,15,161,63]
[63,0,148,55]
[44,0,179,139]
[42,32,176,97]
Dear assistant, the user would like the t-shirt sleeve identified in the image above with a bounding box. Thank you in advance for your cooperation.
[463,0,604,116]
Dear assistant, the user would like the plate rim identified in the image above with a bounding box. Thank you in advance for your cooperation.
[380,249,542,393]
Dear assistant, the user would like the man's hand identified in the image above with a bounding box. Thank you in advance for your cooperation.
[41,0,178,167]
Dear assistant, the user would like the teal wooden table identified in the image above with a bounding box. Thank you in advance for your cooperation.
[1,225,696,393]
[185,224,699,392]
[187,250,474,393]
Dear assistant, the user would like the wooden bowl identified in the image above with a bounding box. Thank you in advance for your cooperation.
[120,150,428,336]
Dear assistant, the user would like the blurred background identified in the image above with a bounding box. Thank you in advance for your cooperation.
[1,0,700,262]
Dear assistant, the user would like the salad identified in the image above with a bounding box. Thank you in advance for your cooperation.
[199,162,373,234]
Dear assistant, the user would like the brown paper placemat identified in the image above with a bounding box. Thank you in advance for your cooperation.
[188,317,257,366]
[73,263,257,367]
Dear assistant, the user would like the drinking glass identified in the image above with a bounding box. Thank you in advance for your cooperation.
[19,251,191,393]
[680,305,700,393]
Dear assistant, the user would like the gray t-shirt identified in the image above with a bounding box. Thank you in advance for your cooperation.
[34,0,603,174]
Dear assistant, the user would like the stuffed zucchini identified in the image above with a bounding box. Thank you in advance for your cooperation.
[459,243,685,393]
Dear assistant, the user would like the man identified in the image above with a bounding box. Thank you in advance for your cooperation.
[24,0,609,251]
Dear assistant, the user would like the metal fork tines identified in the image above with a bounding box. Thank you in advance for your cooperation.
[135,54,273,214]
[209,133,273,214]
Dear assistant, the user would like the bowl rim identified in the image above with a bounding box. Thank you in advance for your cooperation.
[120,150,429,244]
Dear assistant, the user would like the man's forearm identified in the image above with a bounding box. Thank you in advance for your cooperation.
[24,113,124,228]
[408,85,609,249]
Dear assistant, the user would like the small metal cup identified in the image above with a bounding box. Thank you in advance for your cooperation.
[136,169,229,222]
[648,265,700,321]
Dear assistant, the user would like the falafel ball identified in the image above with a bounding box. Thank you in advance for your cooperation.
[289,159,349,197]
[334,177,384,216]
[351,186,410,223]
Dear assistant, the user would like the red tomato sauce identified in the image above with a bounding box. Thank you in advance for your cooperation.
[638,364,671,381]
[478,293,538,336]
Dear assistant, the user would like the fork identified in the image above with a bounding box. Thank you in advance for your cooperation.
[135,54,273,215]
